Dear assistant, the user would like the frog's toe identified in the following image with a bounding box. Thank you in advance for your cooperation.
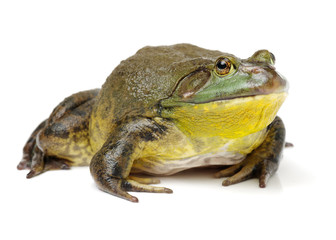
[214,163,243,178]
[258,160,278,188]
[214,161,255,186]
[26,146,45,178]
[127,176,160,184]
[92,176,171,202]
[123,179,173,194]
[99,180,139,202]
[95,179,149,202]
[17,155,31,170]
[221,164,254,186]
[26,169,41,178]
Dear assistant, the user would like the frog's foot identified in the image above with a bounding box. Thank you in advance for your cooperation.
[26,158,71,178]
[18,120,48,170]
[18,119,73,177]
[95,177,172,203]
[19,140,70,178]
[214,157,277,188]
[24,146,71,179]
[214,116,286,188]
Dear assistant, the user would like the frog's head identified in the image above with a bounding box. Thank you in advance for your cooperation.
[160,50,288,138]
[161,50,287,105]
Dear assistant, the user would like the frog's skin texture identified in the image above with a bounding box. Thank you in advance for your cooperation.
[18,44,289,202]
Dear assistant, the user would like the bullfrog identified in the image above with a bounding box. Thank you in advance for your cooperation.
[18,44,289,202]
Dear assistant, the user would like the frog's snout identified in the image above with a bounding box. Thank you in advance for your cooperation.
[242,50,288,94]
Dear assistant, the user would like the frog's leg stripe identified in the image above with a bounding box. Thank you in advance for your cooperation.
[214,116,286,187]
[90,118,172,202]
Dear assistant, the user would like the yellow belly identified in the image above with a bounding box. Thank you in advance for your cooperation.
[132,92,287,175]
[131,126,268,175]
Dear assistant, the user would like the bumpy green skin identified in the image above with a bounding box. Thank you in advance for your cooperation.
[18,44,289,202]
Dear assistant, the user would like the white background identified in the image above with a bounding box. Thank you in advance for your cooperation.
[1,0,335,239]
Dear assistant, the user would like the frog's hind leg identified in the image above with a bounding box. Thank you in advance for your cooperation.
[18,89,100,178]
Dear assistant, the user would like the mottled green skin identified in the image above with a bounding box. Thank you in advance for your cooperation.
[90,44,225,149]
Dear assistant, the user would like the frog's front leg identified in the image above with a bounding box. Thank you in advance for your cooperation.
[90,118,173,202]
[214,116,286,188]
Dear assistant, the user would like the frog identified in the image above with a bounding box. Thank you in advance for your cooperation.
[18,43,289,202]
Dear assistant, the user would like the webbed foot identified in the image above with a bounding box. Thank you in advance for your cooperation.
[23,146,71,179]
[95,177,172,203]
[214,156,278,188]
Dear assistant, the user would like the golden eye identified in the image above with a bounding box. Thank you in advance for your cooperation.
[215,57,232,76]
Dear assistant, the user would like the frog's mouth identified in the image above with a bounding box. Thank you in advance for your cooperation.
[195,89,287,104]
[191,68,288,104]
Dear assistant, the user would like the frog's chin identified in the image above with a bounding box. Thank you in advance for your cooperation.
[161,92,287,139]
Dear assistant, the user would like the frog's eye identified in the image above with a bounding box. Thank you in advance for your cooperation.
[215,57,232,76]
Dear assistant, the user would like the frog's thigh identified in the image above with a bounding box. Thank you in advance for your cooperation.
[19,90,99,177]
[37,100,96,166]
[89,118,172,202]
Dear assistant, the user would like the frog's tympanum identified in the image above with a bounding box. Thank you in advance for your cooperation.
[18,44,289,202]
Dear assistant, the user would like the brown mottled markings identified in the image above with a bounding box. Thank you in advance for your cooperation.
[19,89,100,177]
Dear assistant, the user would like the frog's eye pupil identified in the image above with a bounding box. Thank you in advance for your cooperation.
[215,57,232,75]
[217,60,227,70]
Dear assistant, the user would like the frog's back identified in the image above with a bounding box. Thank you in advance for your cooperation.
[90,44,223,150]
